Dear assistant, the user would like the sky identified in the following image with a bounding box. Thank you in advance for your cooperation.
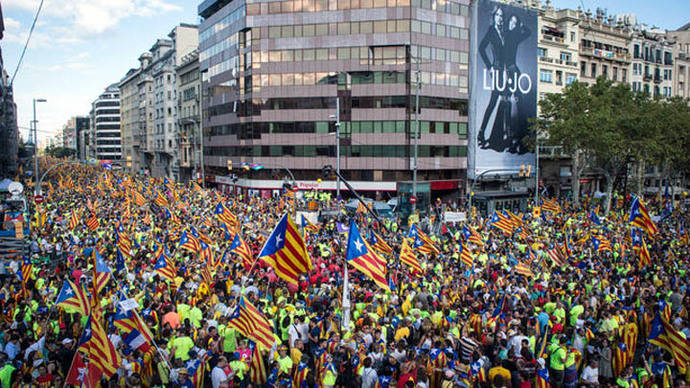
[2,0,688,143]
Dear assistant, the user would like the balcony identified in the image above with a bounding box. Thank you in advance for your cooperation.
[566,61,578,67]
[538,145,569,159]
[542,34,566,44]
[654,75,662,83]
[643,73,652,81]
[539,56,554,63]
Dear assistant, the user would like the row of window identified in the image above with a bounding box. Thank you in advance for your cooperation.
[207,120,466,137]
[632,44,673,65]
[206,144,466,158]
[245,0,468,16]
[538,70,577,86]
[244,70,466,92]
[200,5,246,43]
[260,19,467,41]
[631,82,673,97]
[579,61,628,82]
[210,95,467,113]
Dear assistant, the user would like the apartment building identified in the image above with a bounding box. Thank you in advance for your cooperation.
[668,23,690,98]
[536,5,580,100]
[630,29,676,97]
[176,50,201,183]
[118,24,199,178]
[577,9,631,85]
[90,83,122,160]
[198,0,470,196]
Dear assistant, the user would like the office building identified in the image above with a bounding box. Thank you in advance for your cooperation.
[198,0,470,196]
[90,83,122,160]
[119,24,199,178]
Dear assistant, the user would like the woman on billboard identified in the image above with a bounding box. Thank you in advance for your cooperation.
[478,6,532,154]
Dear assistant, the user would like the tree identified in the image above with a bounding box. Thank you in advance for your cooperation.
[533,77,690,214]
[45,146,76,159]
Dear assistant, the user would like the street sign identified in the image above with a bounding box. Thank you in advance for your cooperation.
[34,194,44,204]
[291,185,298,192]
[409,195,417,204]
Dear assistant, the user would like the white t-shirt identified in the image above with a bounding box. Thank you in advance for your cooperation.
[211,366,228,388]
[581,365,599,384]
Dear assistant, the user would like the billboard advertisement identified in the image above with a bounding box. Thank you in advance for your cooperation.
[468,0,537,179]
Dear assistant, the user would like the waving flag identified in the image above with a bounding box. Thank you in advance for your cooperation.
[153,251,176,282]
[230,233,254,270]
[489,211,514,234]
[182,358,206,388]
[346,220,389,290]
[542,198,561,214]
[629,196,658,235]
[589,209,602,225]
[547,245,567,267]
[399,238,422,275]
[93,249,111,294]
[154,191,168,207]
[632,228,651,267]
[514,262,534,277]
[55,280,91,316]
[249,340,267,385]
[227,296,275,350]
[215,202,238,227]
[613,342,630,377]
[114,301,153,354]
[648,312,690,371]
[408,224,439,255]
[369,231,393,256]
[257,213,312,286]
[300,214,319,234]
[68,210,79,230]
[178,232,201,253]
[535,366,549,388]
[591,235,612,253]
[293,361,309,388]
[459,242,474,267]
[77,312,122,380]
[86,213,99,231]
[66,352,100,388]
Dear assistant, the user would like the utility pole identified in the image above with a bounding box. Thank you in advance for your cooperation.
[535,138,540,206]
[32,98,46,195]
[336,97,341,200]
[412,56,421,214]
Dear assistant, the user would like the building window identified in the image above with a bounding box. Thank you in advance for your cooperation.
[540,69,553,83]
[602,64,608,79]
[538,48,547,58]
[560,51,571,62]
[612,66,618,81]
[580,61,587,77]
[591,63,597,78]
[634,44,640,59]
[570,31,575,42]
[555,70,563,85]
[565,73,577,85]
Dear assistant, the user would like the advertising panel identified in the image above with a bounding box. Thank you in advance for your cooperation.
[468,0,537,178]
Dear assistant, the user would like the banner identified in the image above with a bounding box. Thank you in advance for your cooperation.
[468,0,537,178]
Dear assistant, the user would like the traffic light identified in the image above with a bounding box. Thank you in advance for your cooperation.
[227,159,233,170]
[322,165,334,179]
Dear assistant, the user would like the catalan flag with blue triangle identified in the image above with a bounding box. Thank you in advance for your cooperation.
[629,196,658,235]
[257,213,312,286]
[346,220,389,291]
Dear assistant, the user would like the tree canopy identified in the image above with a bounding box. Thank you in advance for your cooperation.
[533,77,690,212]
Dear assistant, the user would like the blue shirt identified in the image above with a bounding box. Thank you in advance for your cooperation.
[4,342,18,361]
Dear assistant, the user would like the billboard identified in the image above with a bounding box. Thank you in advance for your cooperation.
[468,0,537,179]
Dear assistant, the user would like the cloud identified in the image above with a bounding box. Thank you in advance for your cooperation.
[3,0,183,40]
[4,17,21,31]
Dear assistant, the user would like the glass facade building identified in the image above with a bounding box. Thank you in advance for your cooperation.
[198,0,470,192]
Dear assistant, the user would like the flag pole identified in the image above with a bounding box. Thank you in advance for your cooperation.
[342,263,350,330]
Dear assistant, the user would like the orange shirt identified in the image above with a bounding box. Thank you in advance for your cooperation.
[162,311,181,330]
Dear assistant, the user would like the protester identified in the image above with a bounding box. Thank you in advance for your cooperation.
[0,160,687,388]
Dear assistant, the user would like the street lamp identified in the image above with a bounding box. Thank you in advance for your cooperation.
[329,97,341,200]
[32,98,47,195]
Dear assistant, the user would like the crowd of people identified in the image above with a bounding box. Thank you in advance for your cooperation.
[0,162,687,388]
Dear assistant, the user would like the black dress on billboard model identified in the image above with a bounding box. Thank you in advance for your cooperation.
[502,15,531,154]
[477,6,505,151]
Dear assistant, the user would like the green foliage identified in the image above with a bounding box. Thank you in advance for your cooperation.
[45,146,76,159]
